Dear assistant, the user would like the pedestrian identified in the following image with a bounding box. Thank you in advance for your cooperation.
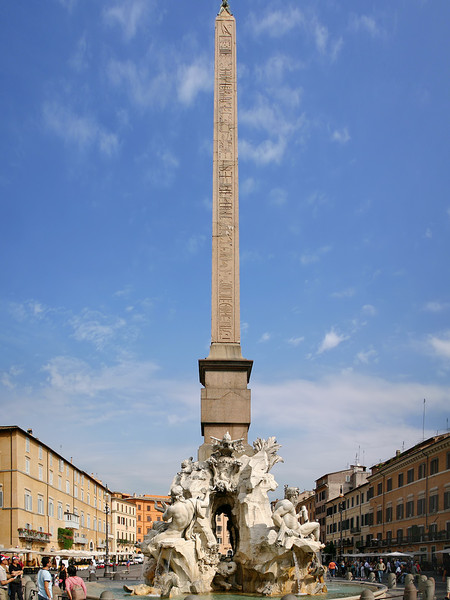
[0,556,17,600]
[376,558,385,583]
[65,566,86,600]
[37,557,52,600]
[8,557,24,600]
[443,567,449,600]
[328,561,337,577]
[58,563,68,590]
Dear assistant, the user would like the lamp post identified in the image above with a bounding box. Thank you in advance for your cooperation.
[104,487,110,575]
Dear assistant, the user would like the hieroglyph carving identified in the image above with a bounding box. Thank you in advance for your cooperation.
[215,20,239,343]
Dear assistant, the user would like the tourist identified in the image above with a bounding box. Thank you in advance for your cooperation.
[65,565,86,600]
[328,560,336,577]
[0,556,17,600]
[8,557,24,600]
[58,563,68,590]
[376,558,385,583]
[37,557,52,600]
[442,567,449,600]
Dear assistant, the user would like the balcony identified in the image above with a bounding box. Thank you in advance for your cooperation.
[73,533,87,545]
[18,528,51,543]
[64,512,79,530]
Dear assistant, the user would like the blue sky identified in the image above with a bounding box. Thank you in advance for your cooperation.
[1,0,449,496]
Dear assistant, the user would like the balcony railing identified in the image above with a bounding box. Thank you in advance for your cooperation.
[18,528,51,542]
[73,533,87,545]
[64,512,79,530]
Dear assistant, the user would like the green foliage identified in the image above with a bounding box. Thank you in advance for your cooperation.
[58,527,74,549]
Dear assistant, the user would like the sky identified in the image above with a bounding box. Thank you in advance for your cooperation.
[1,0,449,498]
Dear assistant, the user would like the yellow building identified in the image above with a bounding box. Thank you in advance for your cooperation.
[0,426,110,561]
[110,492,136,557]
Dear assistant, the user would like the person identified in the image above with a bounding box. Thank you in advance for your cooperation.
[58,564,68,590]
[0,556,17,600]
[37,557,52,600]
[8,556,24,600]
[65,565,86,600]
[328,560,336,577]
[376,558,385,583]
[443,567,449,600]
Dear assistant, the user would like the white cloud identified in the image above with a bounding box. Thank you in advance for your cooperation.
[331,288,355,299]
[424,301,450,313]
[69,34,89,72]
[349,14,385,39]
[317,329,348,354]
[69,310,127,350]
[248,7,305,38]
[428,332,450,360]
[240,137,287,165]
[300,245,331,265]
[287,336,305,347]
[103,0,151,41]
[42,102,119,156]
[362,304,377,317]
[177,59,212,106]
[107,59,172,109]
[355,349,378,365]
[259,332,271,343]
[331,127,350,144]
[425,228,432,239]
[269,188,287,206]
[186,234,206,255]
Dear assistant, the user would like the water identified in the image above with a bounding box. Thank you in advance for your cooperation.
[89,581,373,600]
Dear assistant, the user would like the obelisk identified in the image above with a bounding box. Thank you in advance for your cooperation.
[198,1,253,461]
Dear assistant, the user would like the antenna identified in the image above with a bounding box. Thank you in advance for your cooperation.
[422,398,426,441]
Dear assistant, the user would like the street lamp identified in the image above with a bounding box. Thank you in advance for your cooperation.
[104,487,111,575]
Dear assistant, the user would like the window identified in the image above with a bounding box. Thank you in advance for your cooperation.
[147,515,151,522]
[387,478,393,492]
[0,484,3,508]
[138,527,141,534]
[25,457,30,474]
[406,500,414,517]
[81,489,84,502]
[81,512,85,527]
[386,530,392,543]
[58,502,63,520]
[398,473,404,487]
[94,518,97,530]
[87,494,90,505]
[24,490,32,511]
[66,464,69,477]
[26,438,30,452]
[396,503,404,519]
[386,506,393,522]
[66,480,70,494]
[429,495,439,513]
[59,459,64,472]
[138,515,141,521]
[39,464,43,481]
[49,471,53,486]
[38,495,44,515]
[87,515,90,528]
[447,451,450,470]
[361,492,365,503]
[430,458,439,475]
[377,482,383,496]
[74,485,78,499]
[49,454,53,467]
[39,446,43,459]
[407,468,414,484]
[376,509,383,524]
[418,463,426,479]
[444,491,450,510]
[367,487,374,500]
[147,505,150,511]
[49,498,54,517]
[397,529,403,543]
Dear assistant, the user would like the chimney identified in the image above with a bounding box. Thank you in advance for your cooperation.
[27,428,33,435]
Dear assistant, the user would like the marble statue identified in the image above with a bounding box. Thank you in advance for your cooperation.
[137,434,325,597]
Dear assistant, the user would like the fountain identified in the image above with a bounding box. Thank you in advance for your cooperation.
[135,434,325,597]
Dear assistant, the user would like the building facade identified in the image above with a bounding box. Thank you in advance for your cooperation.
[111,492,136,557]
[0,426,110,560]
[124,494,170,546]
[365,433,450,564]
[315,465,369,542]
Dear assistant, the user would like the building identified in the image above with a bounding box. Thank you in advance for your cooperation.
[325,481,370,557]
[110,492,136,557]
[295,491,316,522]
[0,426,110,560]
[365,433,450,565]
[315,465,369,542]
[124,494,170,546]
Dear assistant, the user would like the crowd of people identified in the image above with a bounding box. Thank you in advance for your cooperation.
[0,555,87,600]
[328,557,422,583]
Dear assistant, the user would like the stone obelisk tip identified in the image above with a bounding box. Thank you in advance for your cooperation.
[219,0,232,16]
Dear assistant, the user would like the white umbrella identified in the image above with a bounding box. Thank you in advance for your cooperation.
[434,549,450,554]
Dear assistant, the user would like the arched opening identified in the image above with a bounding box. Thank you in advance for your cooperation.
[211,494,238,557]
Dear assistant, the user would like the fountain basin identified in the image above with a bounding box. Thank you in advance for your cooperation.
[85,580,386,600]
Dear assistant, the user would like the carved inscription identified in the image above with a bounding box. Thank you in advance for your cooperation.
[216,20,236,342]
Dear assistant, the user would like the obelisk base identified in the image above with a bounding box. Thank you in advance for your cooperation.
[198,352,253,461]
